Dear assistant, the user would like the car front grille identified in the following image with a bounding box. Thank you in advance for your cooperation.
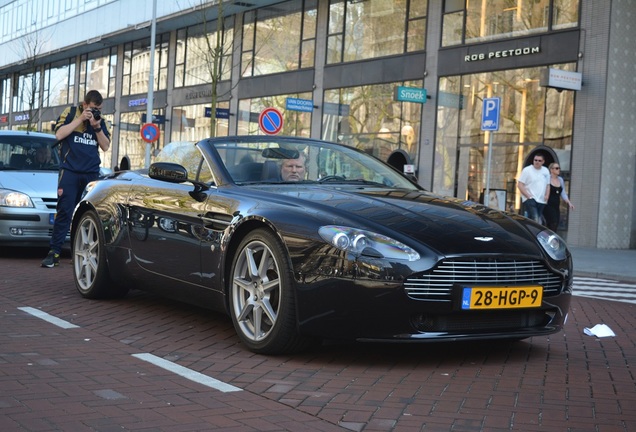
[412,310,548,332]
[42,197,57,210]
[405,258,563,302]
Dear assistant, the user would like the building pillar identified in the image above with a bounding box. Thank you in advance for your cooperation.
[416,0,442,191]
[569,0,635,249]
[310,0,329,139]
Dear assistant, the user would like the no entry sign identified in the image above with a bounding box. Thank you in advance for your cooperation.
[258,107,284,135]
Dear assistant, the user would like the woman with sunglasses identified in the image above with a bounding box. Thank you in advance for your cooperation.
[543,162,575,232]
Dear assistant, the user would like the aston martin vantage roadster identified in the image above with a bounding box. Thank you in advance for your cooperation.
[70,136,572,354]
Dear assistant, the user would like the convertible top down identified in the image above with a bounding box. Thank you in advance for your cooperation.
[71,136,572,354]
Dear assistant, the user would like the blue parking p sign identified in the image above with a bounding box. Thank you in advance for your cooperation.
[481,97,500,131]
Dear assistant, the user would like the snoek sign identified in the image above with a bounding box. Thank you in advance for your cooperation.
[465,46,540,62]
[395,86,427,104]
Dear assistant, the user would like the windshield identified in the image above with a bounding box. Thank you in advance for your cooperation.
[211,137,419,190]
[0,134,60,171]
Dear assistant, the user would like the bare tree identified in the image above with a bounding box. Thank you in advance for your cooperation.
[180,0,237,137]
[177,1,300,138]
[11,32,47,132]
[201,1,229,137]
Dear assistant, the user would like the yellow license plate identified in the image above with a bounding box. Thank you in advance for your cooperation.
[461,286,543,310]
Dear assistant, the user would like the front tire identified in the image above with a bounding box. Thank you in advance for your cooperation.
[73,210,127,299]
[229,229,310,354]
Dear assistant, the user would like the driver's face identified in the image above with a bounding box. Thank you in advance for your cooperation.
[281,157,306,181]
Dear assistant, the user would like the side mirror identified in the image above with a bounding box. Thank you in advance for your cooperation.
[149,162,188,183]
[149,162,210,202]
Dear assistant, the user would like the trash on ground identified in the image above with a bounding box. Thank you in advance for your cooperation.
[583,324,616,337]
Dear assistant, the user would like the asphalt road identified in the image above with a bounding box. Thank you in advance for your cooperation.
[1,247,635,431]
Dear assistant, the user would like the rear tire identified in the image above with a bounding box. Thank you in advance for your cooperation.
[73,210,128,299]
[229,228,311,354]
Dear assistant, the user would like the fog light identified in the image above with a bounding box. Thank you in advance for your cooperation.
[10,227,24,235]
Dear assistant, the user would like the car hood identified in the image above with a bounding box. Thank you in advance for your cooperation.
[0,171,58,198]
[255,185,544,257]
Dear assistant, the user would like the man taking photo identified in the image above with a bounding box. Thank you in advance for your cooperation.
[41,90,110,268]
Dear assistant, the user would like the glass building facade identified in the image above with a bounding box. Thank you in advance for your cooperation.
[0,0,634,249]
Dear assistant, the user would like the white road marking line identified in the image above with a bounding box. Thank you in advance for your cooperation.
[574,282,636,289]
[575,287,636,294]
[132,353,242,393]
[573,277,616,282]
[18,307,79,329]
[572,277,636,304]
[575,294,636,305]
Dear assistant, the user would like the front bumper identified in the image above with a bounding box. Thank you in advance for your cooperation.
[294,253,572,342]
[0,206,68,246]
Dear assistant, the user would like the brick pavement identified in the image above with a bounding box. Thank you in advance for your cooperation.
[1,248,635,431]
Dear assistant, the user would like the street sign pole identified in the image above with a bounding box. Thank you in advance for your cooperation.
[481,97,500,206]
[485,132,493,202]
[145,0,157,169]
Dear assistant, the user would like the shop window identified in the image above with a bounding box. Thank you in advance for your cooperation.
[175,19,234,88]
[237,93,313,137]
[241,0,317,78]
[323,81,422,166]
[434,64,576,214]
[43,58,74,108]
[118,110,165,170]
[13,70,40,114]
[122,34,169,96]
[442,10,464,47]
[442,0,580,47]
[0,76,11,114]
[99,113,114,170]
[552,0,579,30]
[171,102,230,143]
[79,47,117,100]
[327,0,426,64]
[407,0,427,53]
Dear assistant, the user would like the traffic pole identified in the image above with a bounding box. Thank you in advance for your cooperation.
[145,0,157,169]
[485,131,493,204]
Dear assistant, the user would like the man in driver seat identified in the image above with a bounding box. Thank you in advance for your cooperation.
[280,152,307,181]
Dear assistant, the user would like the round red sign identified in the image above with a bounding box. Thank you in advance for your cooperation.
[140,123,160,143]
[258,107,284,135]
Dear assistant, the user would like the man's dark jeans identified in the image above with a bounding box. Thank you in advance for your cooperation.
[523,198,545,224]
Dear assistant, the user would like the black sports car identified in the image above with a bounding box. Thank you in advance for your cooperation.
[71,136,572,354]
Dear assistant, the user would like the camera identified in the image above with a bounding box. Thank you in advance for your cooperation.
[90,108,102,121]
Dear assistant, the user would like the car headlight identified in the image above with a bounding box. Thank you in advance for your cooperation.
[319,225,420,261]
[0,190,34,208]
[81,181,98,199]
[537,230,567,261]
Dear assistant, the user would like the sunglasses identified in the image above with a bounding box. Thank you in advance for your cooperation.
[552,167,560,170]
